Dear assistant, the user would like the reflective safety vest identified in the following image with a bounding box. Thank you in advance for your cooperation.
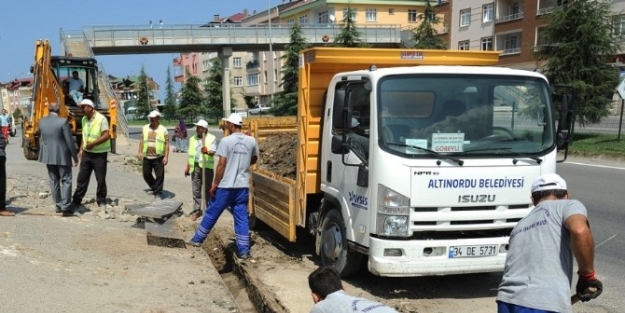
[81,112,110,153]
[142,124,168,156]
[188,133,216,172]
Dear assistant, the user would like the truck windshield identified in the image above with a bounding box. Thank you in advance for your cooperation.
[377,74,554,158]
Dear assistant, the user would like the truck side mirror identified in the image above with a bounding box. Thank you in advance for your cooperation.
[556,92,573,152]
[357,164,368,187]
[331,134,349,154]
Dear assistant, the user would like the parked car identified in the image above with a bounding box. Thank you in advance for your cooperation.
[248,104,271,115]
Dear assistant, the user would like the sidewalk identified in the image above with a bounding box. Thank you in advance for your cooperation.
[0,134,241,313]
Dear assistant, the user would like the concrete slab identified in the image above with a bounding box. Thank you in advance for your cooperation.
[126,199,183,219]
[146,217,186,249]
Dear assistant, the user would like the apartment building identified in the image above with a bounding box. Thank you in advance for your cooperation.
[2,78,33,113]
[109,75,160,113]
[449,0,625,71]
[278,0,437,30]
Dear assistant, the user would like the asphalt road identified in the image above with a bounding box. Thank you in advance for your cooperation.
[127,123,623,311]
[557,157,625,312]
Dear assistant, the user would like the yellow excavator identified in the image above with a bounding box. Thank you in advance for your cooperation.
[22,39,117,160]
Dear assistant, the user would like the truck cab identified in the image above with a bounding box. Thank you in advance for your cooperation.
[321,66,557,276]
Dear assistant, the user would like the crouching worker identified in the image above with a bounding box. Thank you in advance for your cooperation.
[308,267,398,313]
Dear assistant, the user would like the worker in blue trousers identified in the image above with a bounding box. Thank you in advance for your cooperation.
[187,113,258,260]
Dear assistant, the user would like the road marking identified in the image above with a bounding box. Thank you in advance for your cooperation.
[565,162,625,171]
[596,233,619,249]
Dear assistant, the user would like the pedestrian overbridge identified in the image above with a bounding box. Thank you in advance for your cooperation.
[60,24,404,128]
[74,24,402,54]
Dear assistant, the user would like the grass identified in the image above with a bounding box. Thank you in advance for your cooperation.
[568,133,625,157]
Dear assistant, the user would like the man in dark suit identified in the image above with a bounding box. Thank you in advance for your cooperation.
[38,102,78,216]
[0,130,14,216]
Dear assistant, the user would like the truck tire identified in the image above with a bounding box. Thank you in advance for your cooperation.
[248,209,265,230]
[23,145,38,160]
[319,209,364,277]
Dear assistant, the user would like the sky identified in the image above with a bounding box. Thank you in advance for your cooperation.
[0,0,278,100]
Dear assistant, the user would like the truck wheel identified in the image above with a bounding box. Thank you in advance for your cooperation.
[248,209,265,230]
[320,209,363,277]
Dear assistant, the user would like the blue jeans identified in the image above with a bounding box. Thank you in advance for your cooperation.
[497,301,557,313]
[192,188,250,255]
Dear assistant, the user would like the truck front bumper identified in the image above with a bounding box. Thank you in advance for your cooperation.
[368,236,509,277]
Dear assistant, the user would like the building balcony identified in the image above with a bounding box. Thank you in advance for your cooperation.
[495,12,524,23]
[244,84,261,96]
[174,74,185,83]
[500,47,522,56]
[173,57,182,66]
[246,60,260,70]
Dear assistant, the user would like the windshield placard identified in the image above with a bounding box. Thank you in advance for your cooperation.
[432,133,465,153]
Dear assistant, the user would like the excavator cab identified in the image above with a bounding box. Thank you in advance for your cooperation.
[51,56,100,108]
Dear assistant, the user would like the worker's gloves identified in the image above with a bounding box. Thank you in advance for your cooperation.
[576,271,603,302]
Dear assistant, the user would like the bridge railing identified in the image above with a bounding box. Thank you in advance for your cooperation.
[82,23,402,48]
[60,29,129,138]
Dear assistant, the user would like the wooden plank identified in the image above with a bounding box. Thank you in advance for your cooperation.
[250,170,296,242]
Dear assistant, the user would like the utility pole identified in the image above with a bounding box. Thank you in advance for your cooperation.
[267,0,275,105]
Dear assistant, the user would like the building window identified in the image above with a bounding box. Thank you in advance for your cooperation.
[483,3,493,23]
[318,11,329,23]
[499,32,522,54]
[202,60,210,72]
[342,8,358,22]
[274,69,278,82]
[287,18,295,25]
[408,9,418,22]
[536,27,550,49]
[389,8,395,15]
[233,76,242,86]
[460,9,471,27]
[299,14,308,24]
[247,73,259,86]
[614,15,625,36]
[458,40,470,50]
[510,2,521,16]
[366,8,377,22]
[233,57,242,68]
[481,37,493,51]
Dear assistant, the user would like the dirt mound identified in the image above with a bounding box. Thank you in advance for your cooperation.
[258,133,297,180]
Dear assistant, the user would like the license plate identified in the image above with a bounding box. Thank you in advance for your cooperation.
[448,245,498,258]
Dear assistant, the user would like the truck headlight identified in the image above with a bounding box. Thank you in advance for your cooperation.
[377,185,410,236]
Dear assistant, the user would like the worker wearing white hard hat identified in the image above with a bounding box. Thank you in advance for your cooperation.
[71,98,111,210]
[137,109,169,198]
[185,118,217,220]
[188,113,259,260]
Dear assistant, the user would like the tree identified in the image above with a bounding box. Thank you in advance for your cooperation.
[12,107,22,121]
[135,65,151,119]
[163,65,177,121]
[241,90,258,109]
[412,1,448,49]
[333,7,368,48]
[272,23,310,116]
[535,0,620,126]
[205,58,223,119]
[178,74,205,120]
